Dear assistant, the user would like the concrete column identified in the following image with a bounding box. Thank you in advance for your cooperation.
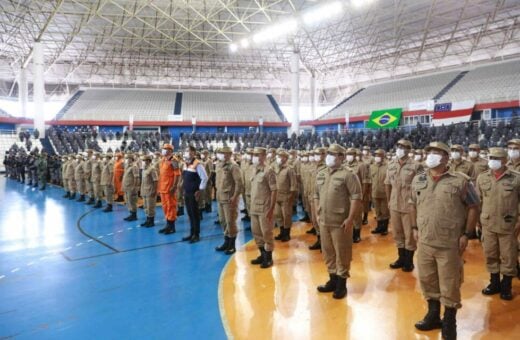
[18,67,28,118]
[32,41,45,138]
[310,74,316,120]
[290,51,300,135]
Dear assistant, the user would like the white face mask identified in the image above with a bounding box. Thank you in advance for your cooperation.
[183,152,190,160]
[141,161,146,168]
[396,148,406,159]
[276,157,282,165]
[425,154,443,169]
[508,149,520,160]
[92,156,97,160]
[392,156,397,161]
[362,150,368,156]
[217,153,225,161]
[266,154,272,159]
[356,156,361,161]
[468,151,478,159]
[314,155,321,162]
[346,155,354,163]
[408,153,414,158]
[325,154,336,167]
[450,151,461,160]
[124,159,129,166]
[374,156,382,163]
[414,155,422,161]
[161,149,168,156]
[201,154,205,160]
[488,159,502,171]
[480,153,487,159]
[302,157,308,162]
[252,156,259,165]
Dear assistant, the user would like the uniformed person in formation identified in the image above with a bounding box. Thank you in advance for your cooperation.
[62,155,70,198]
[468,144,489,179]
[507,139,520,171]
[101,153,114,212]
[66,155,77,200]
[288,149,301,214]
[413,149,424,165]
[449,144,476,180]
[113,153,125,202]
[74,154,86,201]
[214,146,243,255]
[83,149,94,205]
[370,149,390,235]
[90,152,103,208]
[266,148,277,168]
[36,152,47,190]
[476,147,519,300]
[385,139,422,272]
[158,144,181,235]
[315,144,362,299]
[122,153,140,222]
[249,147,277,268]
[273,150,298,242]
[201,150,213,213]
[299,152,311,223]
[241,148,254,222]
[410,142,479,340]
[308,148,327,250]
[344,148,370,242]
[140,155,159,228]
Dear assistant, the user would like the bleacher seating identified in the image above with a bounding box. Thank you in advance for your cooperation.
[438,59,520,103]
[182,91,283,122]
[58,89,177,121]
[0,133,42,172]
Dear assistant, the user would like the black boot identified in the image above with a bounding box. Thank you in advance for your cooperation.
[362,212,368,225]
[205,203,212,213]
[182,233,193,241]
[415,299,442,331]
[371,220,384,234]
[77,194,85,202]
[159,221,172,234]
[141,217,153,227]
[482,273,501,295]
[309,236,321,250]
[216,236,230,251]
[441,307,457,340]
[86,197,95,205]
[381,219,389,235]
[299,212,310,222]
[317,274,337,293]
[240,208,247,213]
[281,228,291,242]
[163,220,176,234]
[63,192,70,198]
[103,204,113,213]
[333,276,347,299]
[115,195,124,202]
[390,248,405,269]
[306,227,317,235]
[402,249,415,272]
[93,200,102,209]
[124,212,137,221]
[225,237,236,255]
[251,247,265,265]
[69,192,76,200]
[189,234,200,244]
[241,214,250,221]
[500,275,513,300]
[177,206,184,216]
[260,250,273,268]
[275,228,285,241]
[353,228,361,243]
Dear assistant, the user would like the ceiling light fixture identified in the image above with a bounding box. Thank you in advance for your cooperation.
[302,1,344,26]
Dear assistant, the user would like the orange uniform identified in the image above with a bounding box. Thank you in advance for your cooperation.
[113,158,125,197]
[159,156,181,222]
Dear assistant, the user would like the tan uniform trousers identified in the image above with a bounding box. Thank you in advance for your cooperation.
[124,191,138,213]
[143,195,157,218]
[76,179,84,194]
[68,179,76,194]
[218,202,238,237]
[63,179,69,191]
[353,209,363,231]
[321,225,353,279]
[391,210,417,251]
[373,197,390,221]
[309,194,320,235]
[275,196,293,229]
[103,185,114,205]
[245,194,251,214]
[85,179,93,196]
[363,196,371,214]
[482,228,519,277]
[417,243,463,309]
[251,213,274,252]
[92,182,102,200]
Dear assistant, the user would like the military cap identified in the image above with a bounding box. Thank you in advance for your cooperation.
[246,148,253,154]
[202,149,209,154]
[154,151,161,155]
[346,148,357,155]
[75,154,82,159]
[268,148,276,154]
[450,144,464,152]
[425,141,450,155]
[374,149,385,155]
[100,153,107,158]
[314,147,326,154]
[86,149,93,153]
[362,146,370,151]
[125,153,135,159]
[507,139,520,146]
[327,144,346,155]
[289,149,298,154]
[397,139,413,149]
[142,154,153,161]
[162,144,174,151]
[277,150,289,158]
[115,152,123,157]
[415,149,424,154]
[488,147,507,158]
[468,144,480,150]
[220,146,233,153]
[253,147,267,154]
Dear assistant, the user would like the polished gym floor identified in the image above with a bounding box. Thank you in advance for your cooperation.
[0,177,519,339]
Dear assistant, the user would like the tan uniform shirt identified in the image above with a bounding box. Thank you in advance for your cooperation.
[83,159,92,181]
[315,166,362,228]
[74,161,84,181]
[141,165,159,197]
[370,161,388,199]
[250,164,277,215]
[244,162,254,195]
[215,161,243,204]
[470,158,489,179]
[506,160,520,172]
[385,158,422,213]
[449,159,475,180]
[309,161,327,198]
[65,160,75,180]
[122,162,140,192]
[274,163,297,200]
[100,160,114,186]
[476,169,520,234]
[91,160,101,183]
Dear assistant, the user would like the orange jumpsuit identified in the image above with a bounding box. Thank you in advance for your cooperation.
[113,158,125,197]
[159,156,181,222]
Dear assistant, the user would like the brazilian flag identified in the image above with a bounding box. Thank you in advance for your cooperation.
[366,108,402,129]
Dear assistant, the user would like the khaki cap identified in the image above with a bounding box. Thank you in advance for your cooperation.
[245,148,253,154]
[450,144,464,152]
[142,154,153,161]
[163,144,174,151]
[314,147,326,154]
[415,149,423,154]
[220,146,233,153]
[253,147,267,154]
[346,148,357,155]
[328,144,346,155]
[75,154,82,159]
[277,150,289,157]
[362,146,370,150]
[488,147,507,158]
[507,139,520,146]
[374,149,385,155]
[468,144,480,150]
[425,142,450,155]
[397,139,413,149]
[268,148,276,153]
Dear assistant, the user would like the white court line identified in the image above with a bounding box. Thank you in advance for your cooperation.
[97,236,103,239]
[0,275,5,280]
[107,233,114,236]
[39,256,47,261]
[64,247,72,251]
[76,243,83,247]
[87,239,93,242]
[127,227,133,230]
[27,262,34,266]
[11,268,19,273]
[117,230,123,233]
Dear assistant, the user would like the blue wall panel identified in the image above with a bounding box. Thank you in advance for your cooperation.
[0,123,15,130]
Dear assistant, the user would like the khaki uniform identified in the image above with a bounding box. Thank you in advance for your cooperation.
[141,164,159,217]
[101,159,115,205]
[449,159,475,180]
[370,161,390,221]
[315,166,362,278]
[65,160,76,193]
[470,158,489,179]
[250,164,277,251]
[74,160,85,194]
[300,162,312,214]
[507,160,520,172]
[308,161,327,234]
[385,158,422,251]
[83,159,93,197]
[122,161,140,213]
[274,163,297,229]
[91,160,102,201]
[410,170,479,308]
[288,157,302,207]
[62,160,69,191]
[345,160,370,230]
[243,161,254,213]
[201,158,213,209]
[215,160,243,238]
[476,169,520,277]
